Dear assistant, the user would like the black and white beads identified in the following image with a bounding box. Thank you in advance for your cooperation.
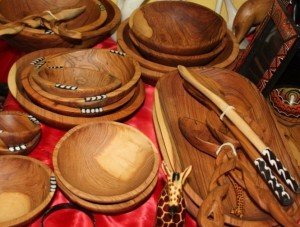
[50,176,57,192]
[31,57,45,69]
[81,107,103,114]
[84,94,107,102]
[55,84,78,90]
[109,50,126,56]
[47,66,64,69]
[45,29,54,35]
[98,3,106,11]
[9,144,27,153]
[28,115,40,125]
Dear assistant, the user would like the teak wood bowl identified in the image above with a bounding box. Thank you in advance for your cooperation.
[8,48,145,129]
[117,20,239,83]
[0,111,41,146]
[31,67,122,98]
[129,29,227,67]
[0,155,55,226]
[53,121,159,204]
[0,0,121,52]
[56,174,157,213]
[129,1,227,56]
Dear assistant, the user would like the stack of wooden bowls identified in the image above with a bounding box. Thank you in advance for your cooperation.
[117,1,239,84]
[8,48,145,129]
[0,0,121,52]
[0,111,41,155]
[53,121,159,213]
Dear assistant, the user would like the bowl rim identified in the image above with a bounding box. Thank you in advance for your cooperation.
[0,155,55,226]
[52,121,160,204]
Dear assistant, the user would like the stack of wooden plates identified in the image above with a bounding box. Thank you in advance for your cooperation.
[53,121,159,213]
[0,111,41,155]
[153,68,300,226]
[117,1,239,84]
[8,48,145,129]
[0,0,120,52]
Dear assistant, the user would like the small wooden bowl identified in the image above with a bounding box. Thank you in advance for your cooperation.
[129,29,226,67]
[0,155,56,226]
[0,0,120,52]
[0,111,41,146]
[129,1,227,56]
[53,121,159,204]
[31,67,122,98]
[57,174,157,213]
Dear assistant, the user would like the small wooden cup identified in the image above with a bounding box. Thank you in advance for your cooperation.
[53,121,159,204]
[0,155,56,226]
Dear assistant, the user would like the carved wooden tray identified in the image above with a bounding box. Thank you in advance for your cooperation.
[8,48,145,129]
[153,68,300,226]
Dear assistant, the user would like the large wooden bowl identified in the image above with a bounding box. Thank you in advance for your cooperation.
[0,0,120,52]
[129,1,227,56]
[8,48,145,129]
[31,67,122,98]
[0,155,56,226]
[129,29,227,67]
[0,111,41,146]
[53,121,159,204]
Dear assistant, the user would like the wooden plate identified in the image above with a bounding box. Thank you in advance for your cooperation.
[153,69,300,226]
[8,48,145,129]
[129,1,227,55]
[0,111,41,146]
[53,121,159,204]
[117,20,239,82]
[56,175,157,213]
[129,29,226,67]
[0,155,55,226]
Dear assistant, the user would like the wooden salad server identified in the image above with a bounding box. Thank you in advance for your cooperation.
[178,65,300,206]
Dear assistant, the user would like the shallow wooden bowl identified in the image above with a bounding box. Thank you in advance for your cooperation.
[31,67,122,98]
[8,48,145,129]
[117,20,239,82]
[0,111,41,147]
[129,1,227,56]
[129,29,226,67]
[0,155,56,226]
[57,175,157,213]
[53,121,159,203]
[0,0,120,52]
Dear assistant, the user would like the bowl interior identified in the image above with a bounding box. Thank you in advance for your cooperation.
[56,122,156,197]
[0,112,36,133]
[0,156,50,223]
[0,0,100,29]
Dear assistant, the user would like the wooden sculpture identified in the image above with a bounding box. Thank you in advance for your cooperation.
[156,162,192,227]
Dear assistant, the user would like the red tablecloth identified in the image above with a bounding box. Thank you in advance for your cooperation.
[0,39,197,226]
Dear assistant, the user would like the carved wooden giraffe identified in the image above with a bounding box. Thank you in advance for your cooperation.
[156,162,192,227]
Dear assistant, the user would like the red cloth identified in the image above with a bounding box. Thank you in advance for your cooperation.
[1,39,197,227]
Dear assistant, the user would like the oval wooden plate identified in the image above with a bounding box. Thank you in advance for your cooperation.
[8,48,145,129]
[53,121,159,204]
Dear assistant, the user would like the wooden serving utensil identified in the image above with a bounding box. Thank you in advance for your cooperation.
[178,65,300,206]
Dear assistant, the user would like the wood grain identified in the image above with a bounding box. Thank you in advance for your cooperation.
[0,155,55,226]
[130,1,227,55]
[53,121,159,203]
[8,48,145,129]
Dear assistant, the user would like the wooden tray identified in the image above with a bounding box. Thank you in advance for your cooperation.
[8,48,145,129]
[153,69,300,226]
[117,20,239,83]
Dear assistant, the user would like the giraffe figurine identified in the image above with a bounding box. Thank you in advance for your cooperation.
[156,162,192,227]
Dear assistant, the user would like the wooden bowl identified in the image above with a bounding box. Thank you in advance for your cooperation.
[117,20,239,82]
[31,67,122,98]
[0,0,120,52]
[0,111,41,147]
[53,121,159,203]
[129,1,227,56]
[57,174,157,213]
[8,48,145,129]
[0,155,56,226]
[129,29,226,67]
[40,49,141,100]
